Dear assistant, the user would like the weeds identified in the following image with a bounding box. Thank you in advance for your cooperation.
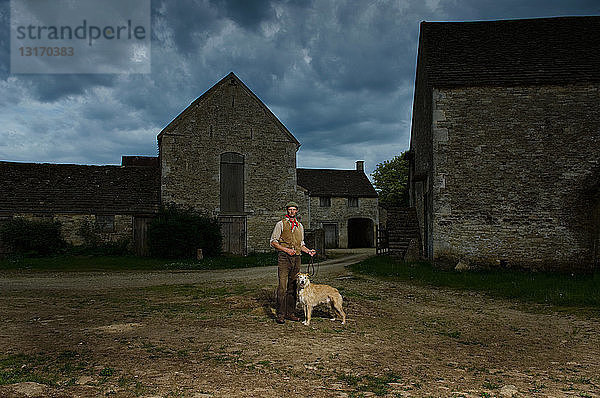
[337,372,402,396]
[482,380,499,389]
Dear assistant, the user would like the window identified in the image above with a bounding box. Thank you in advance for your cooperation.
[319,197,331,207]
[95,215,115,233]
[348,197,358,208]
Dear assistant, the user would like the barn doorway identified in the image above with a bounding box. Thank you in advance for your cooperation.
[218,216,247,256]
[348,218,374,248]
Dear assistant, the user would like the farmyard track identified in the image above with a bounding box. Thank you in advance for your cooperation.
[1,250,599,397]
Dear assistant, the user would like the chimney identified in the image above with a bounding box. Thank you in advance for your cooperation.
[356,160,365,172]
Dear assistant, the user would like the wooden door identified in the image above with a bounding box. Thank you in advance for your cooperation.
[133,216,153,257]
[322,223,338,249]
[219,216,247,256]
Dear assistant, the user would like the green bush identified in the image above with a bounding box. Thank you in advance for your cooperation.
[147,206,222,259]
[0,218,66,256]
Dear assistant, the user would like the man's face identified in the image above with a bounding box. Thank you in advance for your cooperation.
[286,207,298,217]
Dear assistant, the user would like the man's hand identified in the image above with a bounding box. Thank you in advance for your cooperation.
[271,240,297,256]
[300,246,316,257]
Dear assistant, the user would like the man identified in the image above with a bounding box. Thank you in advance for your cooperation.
[270,201,316,324]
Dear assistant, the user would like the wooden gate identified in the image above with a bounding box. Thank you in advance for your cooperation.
[133,216,153,257]
[376,226,389,255]
[219,216,247,256]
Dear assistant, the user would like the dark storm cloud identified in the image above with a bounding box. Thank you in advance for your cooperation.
[1,0,599,171]
[24,75,117,102]
[153,0,222,55]
[213,0,274,29]
[305,2,416,93]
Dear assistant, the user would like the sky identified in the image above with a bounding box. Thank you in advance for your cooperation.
[1,0,599,177]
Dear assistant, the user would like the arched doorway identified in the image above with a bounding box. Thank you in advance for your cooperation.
[347,218,374,248]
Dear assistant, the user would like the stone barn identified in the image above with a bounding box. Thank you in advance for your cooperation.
[1,72,378,256]
[157,72,305,255]
[409,16,600,270]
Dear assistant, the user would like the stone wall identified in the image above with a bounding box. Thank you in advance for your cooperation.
[159,75,303,253]
[6,213,133,247]
[431,83,600,270]
[409,66,434,258]
[305,196,378,248]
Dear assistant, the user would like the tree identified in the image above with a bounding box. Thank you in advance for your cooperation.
[371,152,409,208]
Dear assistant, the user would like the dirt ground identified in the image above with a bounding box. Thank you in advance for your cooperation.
[0,250,599,398]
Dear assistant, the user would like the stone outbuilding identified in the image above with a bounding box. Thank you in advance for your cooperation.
[297,161,378,249]
[0,157,160,256]
[409,16,600,270]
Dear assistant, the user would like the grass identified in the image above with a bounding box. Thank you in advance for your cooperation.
[0,252,281,272]
[349,256,600,308]
[0,251,326,272]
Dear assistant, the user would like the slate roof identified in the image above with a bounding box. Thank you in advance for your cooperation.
[297,168,378,198]
[417,16,600,87]
[121,156,159,168]
[0,161,160,214]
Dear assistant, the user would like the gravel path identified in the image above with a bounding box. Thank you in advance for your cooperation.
[0,251,374,291]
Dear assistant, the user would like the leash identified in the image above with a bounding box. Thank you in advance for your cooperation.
[307,254,318,277]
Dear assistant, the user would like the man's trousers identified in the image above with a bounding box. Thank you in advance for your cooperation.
[277,252,301,317]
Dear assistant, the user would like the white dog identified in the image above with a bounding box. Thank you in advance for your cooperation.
[297,273,346,326]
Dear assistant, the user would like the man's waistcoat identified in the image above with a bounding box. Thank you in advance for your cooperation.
[279,217,303,255]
